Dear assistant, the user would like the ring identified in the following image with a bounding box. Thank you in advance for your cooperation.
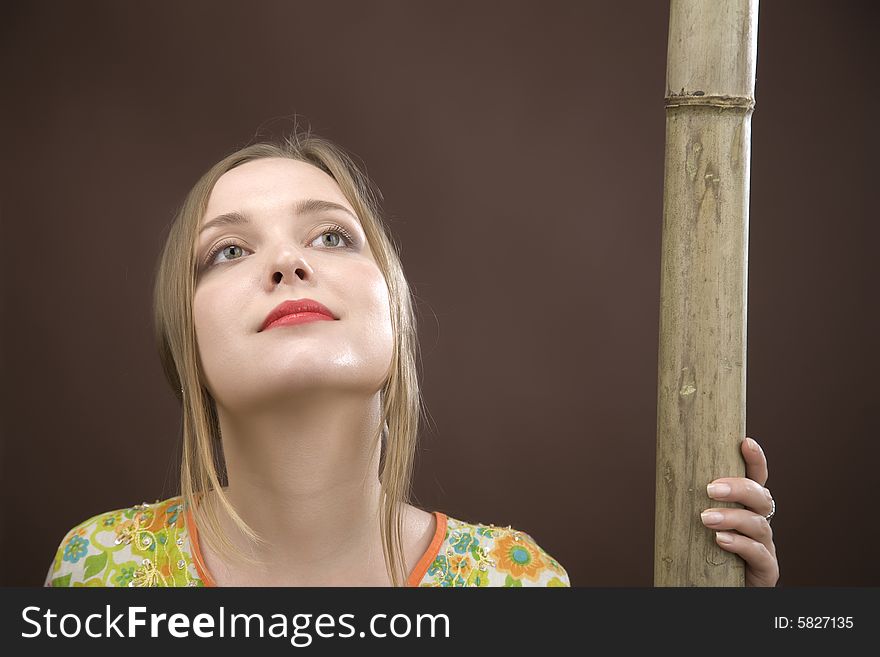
[764,497,776,523]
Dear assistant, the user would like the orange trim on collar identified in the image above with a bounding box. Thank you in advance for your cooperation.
[184,504,216,587]
[406,511,447,587]
[184,505,447,588]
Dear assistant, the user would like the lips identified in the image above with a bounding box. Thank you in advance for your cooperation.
[259,298,337,332]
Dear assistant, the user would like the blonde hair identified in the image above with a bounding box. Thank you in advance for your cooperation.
[152,127,426,586]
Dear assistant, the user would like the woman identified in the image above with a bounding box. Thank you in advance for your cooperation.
[44,130,778,587]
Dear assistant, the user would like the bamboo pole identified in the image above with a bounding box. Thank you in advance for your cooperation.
[654,0,759,586]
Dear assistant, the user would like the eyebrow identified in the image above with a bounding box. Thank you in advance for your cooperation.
[198,198,359,237]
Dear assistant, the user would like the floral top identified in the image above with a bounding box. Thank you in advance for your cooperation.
[44,495,571,587]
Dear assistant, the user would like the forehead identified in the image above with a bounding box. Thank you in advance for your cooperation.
[204,157,352,219]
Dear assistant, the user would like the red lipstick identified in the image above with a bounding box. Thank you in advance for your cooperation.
[259,298,337,332]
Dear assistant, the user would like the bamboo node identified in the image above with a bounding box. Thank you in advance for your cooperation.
[665,94,755,110]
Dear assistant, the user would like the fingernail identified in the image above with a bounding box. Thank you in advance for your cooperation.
[707,483,731,498]
[746,437,759,451]
[716,531,734,544]
[701,511,723,525]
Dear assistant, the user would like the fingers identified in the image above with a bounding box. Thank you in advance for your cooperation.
[741,436,769,486]
[707,476,774,517]
[711,530,779,587]
[703,436,778,587]
[700,507,774,554]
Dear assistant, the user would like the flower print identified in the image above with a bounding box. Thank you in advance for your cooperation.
[437,550,475,587]
[490,531,548,582]
[532,540,567,578]
[165,504,181,525]
[465,561,491,587]
[448,529,477,555]
[62,535,89,564]
[135,532,157,552]
[470,543,495,575]
[544,554,566,576]
[426,555,466,587]
[446,552,473,580]
[449,524,496,568]
[114,520,137,546]
[114,566,135,586]
[136,510,155,528]
[102,516,116,528]
[475,524,498,539]
[124,502,154,526]
[426,555,447,579]
[130,558,161,587]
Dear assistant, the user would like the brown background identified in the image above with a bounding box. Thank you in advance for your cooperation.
[1,1,877,586]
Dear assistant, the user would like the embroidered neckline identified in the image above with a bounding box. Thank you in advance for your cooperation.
[182,501,447,587]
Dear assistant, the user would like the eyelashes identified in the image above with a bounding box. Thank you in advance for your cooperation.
[201,224,358,269]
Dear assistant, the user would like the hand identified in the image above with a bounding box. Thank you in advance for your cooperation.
[701,436,779,587]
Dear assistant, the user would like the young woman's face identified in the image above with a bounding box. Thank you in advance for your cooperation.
[192,157,394,411]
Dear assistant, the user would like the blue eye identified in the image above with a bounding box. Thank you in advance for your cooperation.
[203,240,247,267]
[312,224,357,249]
[202,225,357,269]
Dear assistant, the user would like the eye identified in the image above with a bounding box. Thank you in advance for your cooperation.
[201,225,357,269]
[309,224,357,249]
[203,239,248,267]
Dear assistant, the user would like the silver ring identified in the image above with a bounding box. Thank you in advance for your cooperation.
[764,497,776,523]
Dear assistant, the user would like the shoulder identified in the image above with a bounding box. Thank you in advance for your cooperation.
[44,496,195,587]
[415,513,571,587]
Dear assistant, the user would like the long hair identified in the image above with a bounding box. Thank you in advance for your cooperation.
[152,128,425,586]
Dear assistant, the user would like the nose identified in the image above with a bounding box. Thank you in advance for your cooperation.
[272,267,305,285]
[267,248,316,288]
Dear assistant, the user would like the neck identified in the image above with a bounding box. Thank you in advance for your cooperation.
[211,388,387,577]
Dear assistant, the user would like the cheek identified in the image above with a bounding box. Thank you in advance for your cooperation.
[352,265,395,354]
[192,280,244,348]
[192,290,219,370]
[365,270,392,322]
